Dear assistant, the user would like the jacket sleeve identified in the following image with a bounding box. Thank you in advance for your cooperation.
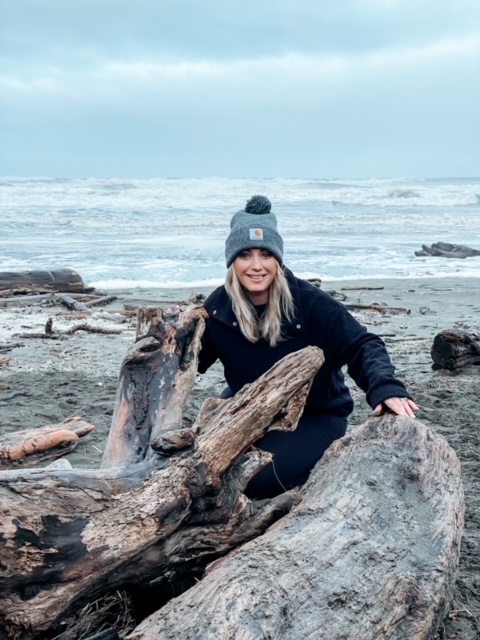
[197,315,219,374]
[314,296,412,409]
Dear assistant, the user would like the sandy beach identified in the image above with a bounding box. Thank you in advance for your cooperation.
[0,276,479,638]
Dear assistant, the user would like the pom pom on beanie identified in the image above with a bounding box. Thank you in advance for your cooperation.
[225,195,284,267]
[244,195,272,215]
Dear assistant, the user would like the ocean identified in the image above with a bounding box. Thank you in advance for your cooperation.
[1,176,479,290]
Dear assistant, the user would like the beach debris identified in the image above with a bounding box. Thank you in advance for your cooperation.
[91,311,128,324]
[62,323,126,336]
[57,292,90,311]
[341,285,385,291]
[84,294,118,308]
[0,292,56,308]
[56,293,119,312]
[0,416,95,469]
[415,242,480,259]
[0,267,93,293]
[307,277,322,288]
[0,342,25,353]
[431,326,480,370]
[0,271,120,319]
[419,306,434,315]
[14,317,62,339]
[0,305,465,640]
[299,284,410,314]
[0,291,118,310]
[326,290,348,301]
[15,317,128,339]
[56,591,134,640]
[343,301,411,315]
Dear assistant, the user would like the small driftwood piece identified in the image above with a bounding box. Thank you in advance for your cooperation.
[341,286,384,291]
[0,299,323,638]
[63,323,126,336]
[415,242,480,259]
[57,293,90,311]
[0,293,55,308]
[15,319,127,339]
[431,326,480,369]
[0,268,92,293]
[85,295,118,308]
[56,293,118,311]
[130,415,464,640]
[0,417,95,469]
[14,318,63,340]
[0,343,24,353]
[344,302,411,315]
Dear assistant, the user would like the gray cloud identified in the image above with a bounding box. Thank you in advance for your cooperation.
[1,0,479,177]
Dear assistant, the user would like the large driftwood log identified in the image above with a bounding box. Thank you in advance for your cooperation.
[431,326,480,369]
[0,300,323,639]
[130,414,464,640]
[415,242,480,259]
[0,268,91,293]
[101,306,210,468]
[0,304,465,639]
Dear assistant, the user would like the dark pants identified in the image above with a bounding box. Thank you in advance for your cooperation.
[220,388,348,499]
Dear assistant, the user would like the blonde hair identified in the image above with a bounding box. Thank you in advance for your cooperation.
[225,262,295,347]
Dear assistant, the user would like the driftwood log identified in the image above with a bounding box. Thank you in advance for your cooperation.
[343,302,410,315]
[0,417,95,469]
[0,305,465,639]
[0,268,92,293]
[0,293,55,308]
[15,318,127,340]
[415,242,480,259]
[56,293,90,311]
[431,326,480,369]
[0,305,323,639]
[0,293,117,310]
[130,414,464,640]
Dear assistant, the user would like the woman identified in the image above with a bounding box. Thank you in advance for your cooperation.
[198,195,418,499]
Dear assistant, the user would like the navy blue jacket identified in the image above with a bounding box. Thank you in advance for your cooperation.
[198,269,411,418]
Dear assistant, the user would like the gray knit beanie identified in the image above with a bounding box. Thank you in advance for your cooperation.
[225,195,284,267]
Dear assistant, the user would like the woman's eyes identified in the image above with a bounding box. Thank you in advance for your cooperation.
[238,250,273,259]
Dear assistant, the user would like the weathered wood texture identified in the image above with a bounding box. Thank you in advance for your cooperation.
[56,293,90,311]
[431,327,480,369]
[129,415,464,640]
[0,417,95,469]
[0,337,323,638]
[101,306,209,468]
[415,242,480,259]
[0,293,54,308]
[0,268,91,293]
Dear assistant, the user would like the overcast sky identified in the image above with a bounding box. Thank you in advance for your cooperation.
[1,0,479,179]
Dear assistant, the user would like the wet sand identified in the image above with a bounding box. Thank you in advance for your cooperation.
[0,276,479,638]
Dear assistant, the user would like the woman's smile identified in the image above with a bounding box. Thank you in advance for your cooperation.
[233,249,278,304]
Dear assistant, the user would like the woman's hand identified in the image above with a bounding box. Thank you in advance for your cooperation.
[374,397,419,418]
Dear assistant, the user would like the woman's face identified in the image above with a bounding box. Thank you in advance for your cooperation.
[233,248,278,304]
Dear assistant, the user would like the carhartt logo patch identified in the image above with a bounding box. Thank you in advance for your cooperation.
[249,228,263,240]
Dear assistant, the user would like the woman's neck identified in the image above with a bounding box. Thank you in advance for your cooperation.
[247,290,269,305]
